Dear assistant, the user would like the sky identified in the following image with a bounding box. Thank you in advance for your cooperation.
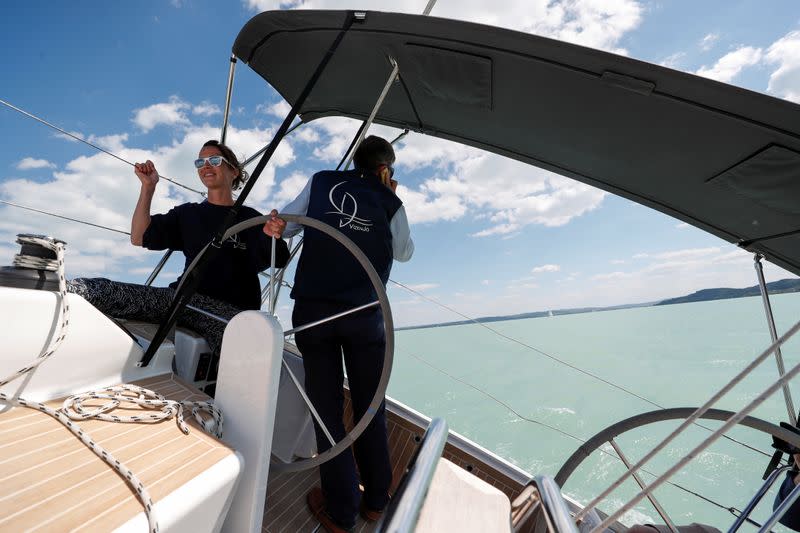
[1,0,799,328]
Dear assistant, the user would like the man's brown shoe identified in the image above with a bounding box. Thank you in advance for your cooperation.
[307,487,354,533]
[360,503,383,522]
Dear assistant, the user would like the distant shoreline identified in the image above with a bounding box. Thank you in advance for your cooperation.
[397,278,800,331]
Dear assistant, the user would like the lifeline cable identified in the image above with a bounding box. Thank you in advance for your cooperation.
[0,98,206,196]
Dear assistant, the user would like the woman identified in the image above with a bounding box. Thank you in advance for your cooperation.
[69,140,289,360]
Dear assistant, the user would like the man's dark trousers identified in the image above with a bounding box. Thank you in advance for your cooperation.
[293,299,392,528]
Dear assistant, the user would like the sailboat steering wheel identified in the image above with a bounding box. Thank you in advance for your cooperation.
[219,214,394,473]
[554,408,800,526]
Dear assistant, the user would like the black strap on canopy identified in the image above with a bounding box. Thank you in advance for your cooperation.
[139,11,358,366]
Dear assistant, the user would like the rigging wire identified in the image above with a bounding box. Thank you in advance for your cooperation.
[0,199,131,235]
[405,350,764,528]
[389,278,772,459]
[0,98,206,196]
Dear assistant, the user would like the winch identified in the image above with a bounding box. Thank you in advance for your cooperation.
[0,233,65,291]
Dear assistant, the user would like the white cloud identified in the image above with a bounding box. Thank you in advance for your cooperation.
[87,133,129,153]
[633,247,721,261]
[245,0,305,10]
[592,271,632,281]
[579,245,793,309]
[695,46,763,83]
[132,96,192,132]
[0,114,298,280]
[394,132,606,233]
[54,130,86,143]
[273,171,310,207]
[699,33,719,51]
[16,157,55,170]
[405,283,439,291]
[291,125,321,144]
[660,52,686,69]
[192,102,221,116]
[675,222,689,229]
[531,264,560,274]
[308,117,362,163]
[243,0,643,53]
[765,30,800,103]
[258,100,291,118]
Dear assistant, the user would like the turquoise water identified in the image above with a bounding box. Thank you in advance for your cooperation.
[388,293,800,529]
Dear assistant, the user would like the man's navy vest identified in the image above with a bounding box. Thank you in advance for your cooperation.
[291,168,402,306]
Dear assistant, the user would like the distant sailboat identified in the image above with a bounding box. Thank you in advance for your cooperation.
[548,310,554,317]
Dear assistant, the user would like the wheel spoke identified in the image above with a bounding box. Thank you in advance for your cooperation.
[268,237,277,315]
[609,438,678,533]
[284,301,379,337]
[281,357,336,447]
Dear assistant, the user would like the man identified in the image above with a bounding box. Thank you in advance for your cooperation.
[264,135,414,532]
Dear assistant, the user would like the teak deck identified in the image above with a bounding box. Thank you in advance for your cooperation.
[0,374,234,532]
[1,374,534,532]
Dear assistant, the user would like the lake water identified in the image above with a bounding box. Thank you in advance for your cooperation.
[388,293,800,529]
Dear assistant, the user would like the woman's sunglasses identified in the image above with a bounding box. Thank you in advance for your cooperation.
[194,156,231,169]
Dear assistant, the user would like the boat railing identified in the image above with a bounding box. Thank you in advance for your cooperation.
[729,464,800,533]
[532,476,580,533]
[379,417,449,532]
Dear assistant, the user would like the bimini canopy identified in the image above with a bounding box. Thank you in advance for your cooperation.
[234,10,800,276]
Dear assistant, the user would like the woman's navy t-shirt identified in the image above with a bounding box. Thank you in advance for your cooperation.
[142,201,288,310]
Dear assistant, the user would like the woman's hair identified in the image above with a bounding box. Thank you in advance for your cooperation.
[202,139,249,190]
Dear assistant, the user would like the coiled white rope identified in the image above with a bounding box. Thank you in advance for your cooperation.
[62,385,223,439]
[1,234,223,533]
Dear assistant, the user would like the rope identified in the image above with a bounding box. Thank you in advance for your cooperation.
[405,350,762,527]
[0,235,223,533]
[0,99,206,196]
[62,385,222,438]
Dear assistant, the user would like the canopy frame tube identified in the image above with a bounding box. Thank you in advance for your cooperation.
[220,55,237,144]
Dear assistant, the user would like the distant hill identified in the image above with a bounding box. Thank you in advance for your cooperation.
[399,278,800,331]
[655,278,800,306]
[397,302,654,331]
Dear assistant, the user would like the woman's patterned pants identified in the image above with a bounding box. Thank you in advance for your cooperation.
[67,278,243,356]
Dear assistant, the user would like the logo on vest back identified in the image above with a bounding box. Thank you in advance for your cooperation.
[326,181,373,232]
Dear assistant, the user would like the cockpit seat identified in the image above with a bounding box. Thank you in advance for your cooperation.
[416,457,512,532]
